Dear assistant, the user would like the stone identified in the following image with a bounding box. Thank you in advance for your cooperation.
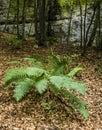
[0,1,102,45]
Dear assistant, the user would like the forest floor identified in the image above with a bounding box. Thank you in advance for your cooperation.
[0,33,102,130]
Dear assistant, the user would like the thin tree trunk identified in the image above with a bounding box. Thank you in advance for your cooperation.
[87,9,98,47]
[82,0,88,55]
[96,1,102,50]
[97,1,101,49]
[28,18,33,35]
[85,5,96,43]
[39,0,46,46]
[3,0,11,32]
[16,0,20,38]
[87,1,100,47]
[98,2,101,38]
[34,0,38,40]
[12,14,17,34]
[67,8,72,44]
[22,0,27,40]
[47,0,52,36]
[79,0,83,48]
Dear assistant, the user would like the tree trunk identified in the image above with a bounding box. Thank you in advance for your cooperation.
[38,0,46,46]
[34,0,39,40]
[87,1,100,47]
[85,3,97,44]
[82,0,88,55]
[16,0,20,38]
[79,0,83,48]
[67,8,72,44]
[22,0,27,40]
[47,0,52,36]
[96,1,102,49]
[3,0,11,32]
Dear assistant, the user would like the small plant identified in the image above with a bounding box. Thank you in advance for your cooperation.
[3,52,88,118]
[8,37,23,48]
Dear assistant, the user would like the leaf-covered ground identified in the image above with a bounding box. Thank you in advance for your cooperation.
[0,33,102,129]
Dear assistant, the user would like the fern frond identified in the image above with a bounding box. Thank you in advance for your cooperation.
[68,66,83,78]
[50,53,69,75]
[25,67,46,77]
[77,107,89,119]
[50,52,80,76]
[61,90,88,118]
[51,66,65,75]
[3,68,27,88]
[24,55,44,68]
[49,76,86,95]
[6,61,24,65]
[50,53,61,68]
[13,78,33,101]
[35,79,48,94]
[3,67,46,88]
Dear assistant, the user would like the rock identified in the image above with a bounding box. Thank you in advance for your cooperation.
[0,1,102,45]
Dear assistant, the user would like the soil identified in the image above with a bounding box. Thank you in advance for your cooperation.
[0,33,102,130]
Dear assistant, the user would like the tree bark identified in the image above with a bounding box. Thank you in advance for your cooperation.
[3,0,11,32]
[22,0,27,40]
[37,0,46,46]
[16,0,20,38]
[79,0,83,48]
[85,4,96,43]
[87,1,100,47]
[82,0,88,55]
[34,0,39,40]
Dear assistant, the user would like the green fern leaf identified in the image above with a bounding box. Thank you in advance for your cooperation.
[6,61,24,65]
[68,66,83,78]
[61,90,88,118]
[52,66,65,75]
[50,54,60,69]
[13,78,33,101]
[24,56,44,68]
[49,76,86,95]
[78,107,89,118]
[50,76,63,88]
[3,67,46,88]
[61,90,87,106]
[3,68,27,88]
[35,79,48,94]
[25,67,46,77]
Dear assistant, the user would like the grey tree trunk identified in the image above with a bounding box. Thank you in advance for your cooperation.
[16,0,20,38]
[22,0,27,40]
[3,0,11,32]
[82,0,88,55]
[79,0,83,48]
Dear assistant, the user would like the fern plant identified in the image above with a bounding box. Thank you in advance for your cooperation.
[3,52,88,118]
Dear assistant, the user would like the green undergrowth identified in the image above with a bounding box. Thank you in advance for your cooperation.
[8,36,23,48]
